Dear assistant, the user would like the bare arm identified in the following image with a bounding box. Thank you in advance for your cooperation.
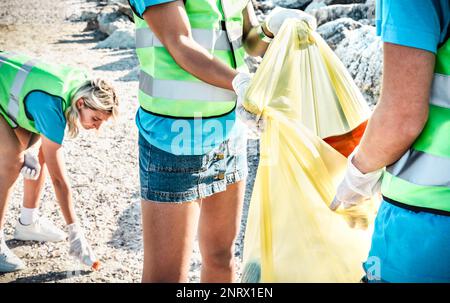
[142,0,237,90]
[242,2,271,57]
[353,42,436,173]
[40,136,76,225]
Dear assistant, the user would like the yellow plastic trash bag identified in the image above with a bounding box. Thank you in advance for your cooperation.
[241,20,376,282]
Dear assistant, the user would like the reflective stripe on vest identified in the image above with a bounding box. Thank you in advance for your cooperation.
[387,149,450,187]
[8,59,39,125]
[430,73,450,108]
[135,27,243,51]
[0,52,17,69]
[0,52,19,126]
[381,38,450,213]
[0,56,39,127]
[139,70,236,102]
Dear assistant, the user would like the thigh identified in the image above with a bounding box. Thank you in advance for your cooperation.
[140,199,200,282]
[0,115,24,225]
[198,179,246,252]
[0,115,23,162]
[13,127,34,150]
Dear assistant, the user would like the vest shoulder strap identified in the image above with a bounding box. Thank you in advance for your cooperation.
[129,0,188,19]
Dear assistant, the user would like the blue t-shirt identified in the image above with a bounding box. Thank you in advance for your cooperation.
[364,0,450,283]
[376,0,449,53]
[25,91,66,144]
[130,0,244,155]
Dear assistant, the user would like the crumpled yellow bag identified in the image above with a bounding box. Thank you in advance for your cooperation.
[241,20,376,283]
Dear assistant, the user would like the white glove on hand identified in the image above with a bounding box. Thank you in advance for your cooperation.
[67,223,97,268]
[232,73,265,137]
[20,152,41,181]
[266,7,317,36]
[330,149,383,211]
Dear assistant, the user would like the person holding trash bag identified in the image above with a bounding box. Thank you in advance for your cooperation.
[128,0,316,282]
[331,0,450,283]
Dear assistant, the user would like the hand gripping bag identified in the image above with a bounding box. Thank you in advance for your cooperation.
[241,20,377,283]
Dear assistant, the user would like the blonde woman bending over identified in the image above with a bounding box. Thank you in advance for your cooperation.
[0,51,119,272]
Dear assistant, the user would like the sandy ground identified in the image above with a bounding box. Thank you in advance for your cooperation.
[0,0,259,283]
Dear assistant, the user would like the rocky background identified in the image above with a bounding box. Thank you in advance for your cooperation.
[0,0,381,283]
[71,0,382,106]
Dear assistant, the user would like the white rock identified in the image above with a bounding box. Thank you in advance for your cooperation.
[108,0,129,5]
[95,28,135,49]
[273,0,312,9]
[305,1,327,13]
[309,3,373,26]
[120,66,140,82]
[333,25,383,106]
[317,17,363,50]
[245,55,263,73]
[98,11,133,36]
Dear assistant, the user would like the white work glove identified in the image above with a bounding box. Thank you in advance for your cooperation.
[266,7,317,36]
[330,149,383,211]
[232,73,265,137]
[20,152,41,181]
[67,223,98,268]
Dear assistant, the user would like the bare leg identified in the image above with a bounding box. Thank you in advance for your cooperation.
[198,180,246,282]
[23,146,46,209]
[141,200,200,282]
[0,116,26,229]
[13,128,40,151]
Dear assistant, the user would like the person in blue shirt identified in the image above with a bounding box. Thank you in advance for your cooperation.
[129,0,317,282]
[331,0,450,282]
[0,57,120,273]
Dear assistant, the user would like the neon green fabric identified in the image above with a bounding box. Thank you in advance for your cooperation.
[133,0,249,118]
[0,51,87,133]
[381,36,450,212]
[412,104,450,157]
[382,172,450,212]
[436,39,450,75]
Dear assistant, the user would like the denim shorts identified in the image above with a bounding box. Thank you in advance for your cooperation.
[138,133,248,203]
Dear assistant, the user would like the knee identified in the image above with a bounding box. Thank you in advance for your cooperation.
[202,245,235,269]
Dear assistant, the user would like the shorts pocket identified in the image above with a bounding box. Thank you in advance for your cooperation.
[146,143,211,173]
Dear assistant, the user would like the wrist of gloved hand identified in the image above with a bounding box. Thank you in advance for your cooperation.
[266,7,317,36]
[232,72,251,98]
[67,222,82,235]
[67,222,97,266]
[330,148,383,210]
[232,73,265,136]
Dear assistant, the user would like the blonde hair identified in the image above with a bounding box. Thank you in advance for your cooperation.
[65,78,119,138]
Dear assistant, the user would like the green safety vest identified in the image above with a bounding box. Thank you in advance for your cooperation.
[132,0,249,119]
[0,51,88,134]
[381,36,450,214]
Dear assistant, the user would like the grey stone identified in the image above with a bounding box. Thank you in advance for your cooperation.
[95,28,135,49]
[245,55,263,73]
[273,0,313,9]
[309,3,375,26]
[97,9,133,36]
[252,0,276,20]
[332,25,383,106]
[317,17,363,50]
